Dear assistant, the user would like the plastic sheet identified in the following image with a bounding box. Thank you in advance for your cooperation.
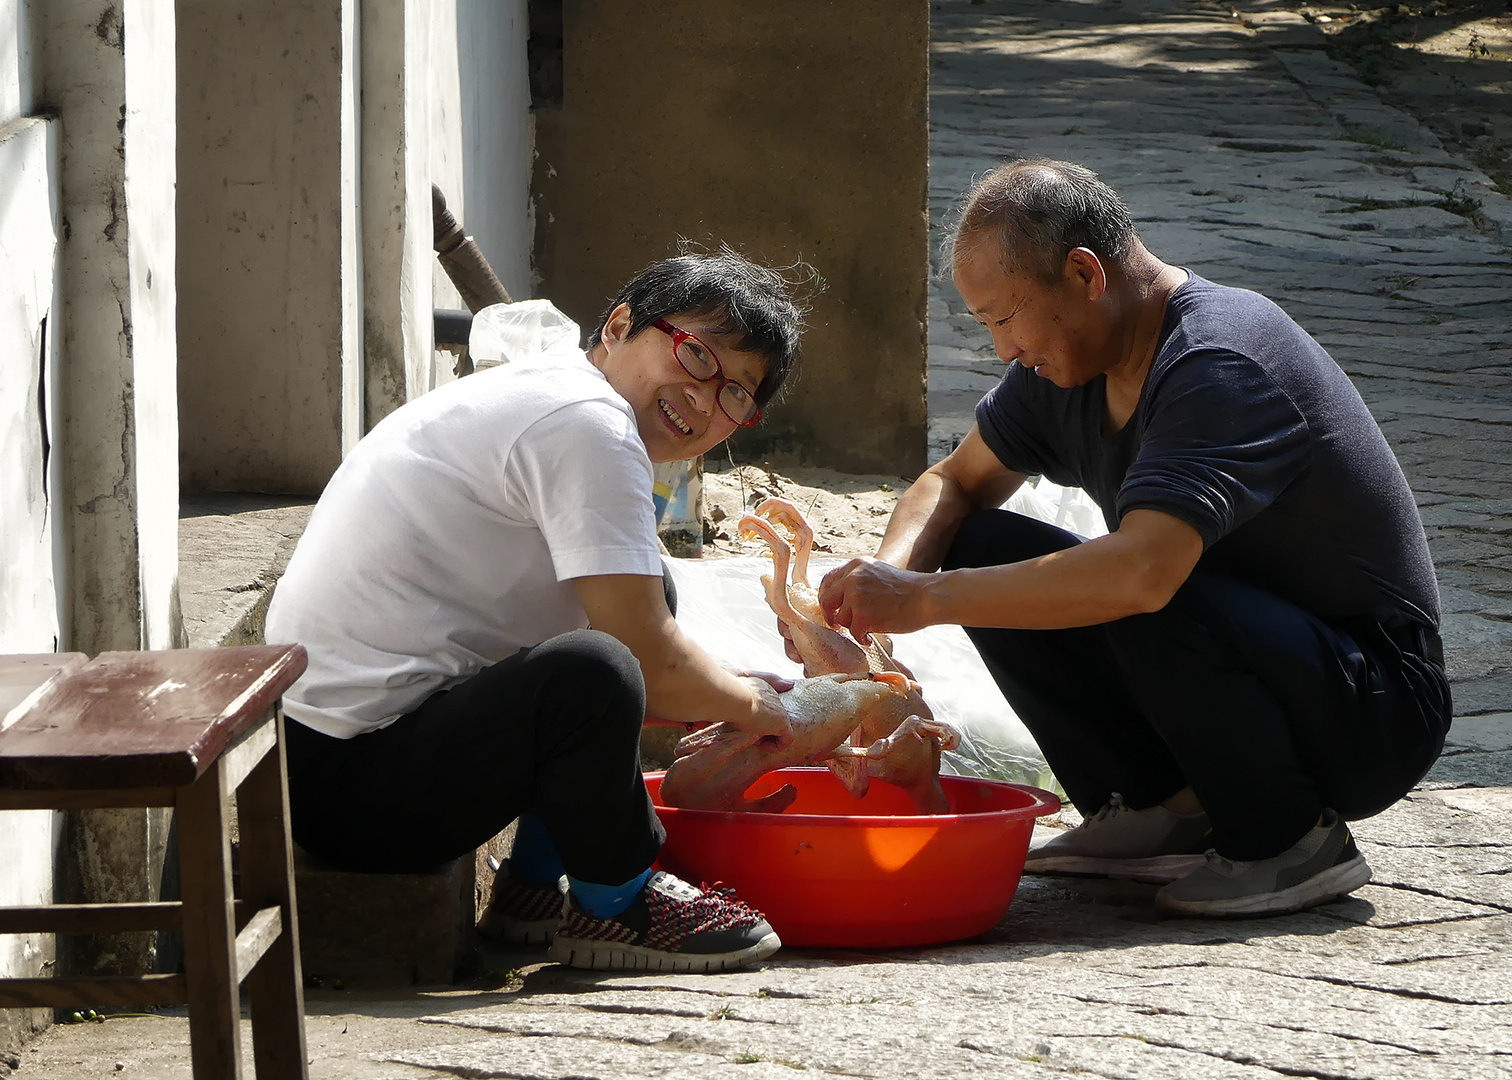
[1005,478,1109,540]
[664,556,1056,790]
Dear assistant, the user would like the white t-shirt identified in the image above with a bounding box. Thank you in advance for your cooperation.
[266,338,662,739]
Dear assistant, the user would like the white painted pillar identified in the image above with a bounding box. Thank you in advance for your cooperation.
[361,0,435,425]
[35,0,181,981]
[41,0,181,655]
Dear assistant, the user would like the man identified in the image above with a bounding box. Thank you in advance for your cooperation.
[267,250,805,971]
[817,160,1450,917]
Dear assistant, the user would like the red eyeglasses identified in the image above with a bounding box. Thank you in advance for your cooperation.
[652,319,762,427]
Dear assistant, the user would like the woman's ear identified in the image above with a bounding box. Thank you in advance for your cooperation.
[600,302,634,347]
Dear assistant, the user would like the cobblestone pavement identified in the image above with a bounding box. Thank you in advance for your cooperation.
[16,2,1511,1078]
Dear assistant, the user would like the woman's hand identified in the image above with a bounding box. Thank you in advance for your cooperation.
[733,676,794,749]
[737,669,798,695]
[819,558,934,640]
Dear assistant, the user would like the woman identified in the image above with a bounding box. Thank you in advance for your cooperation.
[266,250,808,972]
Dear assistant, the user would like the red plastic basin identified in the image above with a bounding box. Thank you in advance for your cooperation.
[645,767,1059,948]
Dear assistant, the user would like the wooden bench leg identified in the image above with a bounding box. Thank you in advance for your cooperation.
[177,760,243,1080]
[237,712,309,1079]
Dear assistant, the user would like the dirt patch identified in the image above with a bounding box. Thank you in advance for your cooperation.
[699,464,908,561]
[1284,0,1512,197]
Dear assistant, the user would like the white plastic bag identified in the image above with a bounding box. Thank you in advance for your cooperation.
[664,557,1056,790]
[1004,478,1109,539]
[468,299,583,370]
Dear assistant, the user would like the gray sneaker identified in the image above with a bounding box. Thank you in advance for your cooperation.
[1155,810,1372,918]
[1025,793,1212,883]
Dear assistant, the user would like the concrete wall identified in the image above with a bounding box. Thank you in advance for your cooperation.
[0,2,533,1034]
[426,0,533,393]
[177,0,362,493]
[532,0,930,475]
[45,0,182,654]
[455,0,532,303]
[0,6,60,1043]
[36,0,184,982]
[180,0,531,465]
[1,0,182,1041]
[361,0,435,427]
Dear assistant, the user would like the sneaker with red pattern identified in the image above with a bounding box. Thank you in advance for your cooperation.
[477,860,567,945]
[547,871,781,973]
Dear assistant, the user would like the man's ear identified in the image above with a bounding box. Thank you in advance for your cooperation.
[1063,247,1107,302]
[600,302,634,346]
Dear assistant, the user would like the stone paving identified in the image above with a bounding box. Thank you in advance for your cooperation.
[13,2,1512,1077]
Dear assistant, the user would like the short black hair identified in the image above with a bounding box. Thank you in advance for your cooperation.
[948,159,1138,283]
[587,247,813,408]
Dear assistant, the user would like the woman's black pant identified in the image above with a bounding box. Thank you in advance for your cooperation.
[944,510,1452,860]
[283,568,678,882]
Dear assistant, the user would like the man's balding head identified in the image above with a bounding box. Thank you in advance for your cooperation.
[949,159,1138,284]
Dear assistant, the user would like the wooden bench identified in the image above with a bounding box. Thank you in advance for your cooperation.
[0,645,309,1080]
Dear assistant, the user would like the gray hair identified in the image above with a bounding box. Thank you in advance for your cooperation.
[946,159,1137,283]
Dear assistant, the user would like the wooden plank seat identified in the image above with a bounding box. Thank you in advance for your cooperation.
[0,645,309,1080]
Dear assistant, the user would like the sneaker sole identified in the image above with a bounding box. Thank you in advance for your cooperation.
[477,907,560,946]
[1025,852,1209,884]
[547,930,782,973]
[1154,854,1373,918]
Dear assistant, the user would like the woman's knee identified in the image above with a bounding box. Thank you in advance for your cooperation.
[943,509,1081,572]
[531,629,645,713]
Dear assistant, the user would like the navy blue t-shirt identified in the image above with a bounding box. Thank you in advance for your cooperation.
[975,273,1440,629]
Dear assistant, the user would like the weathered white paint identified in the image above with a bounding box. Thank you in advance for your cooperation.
[124,0,180,650]
[0,0,36,122]
[0,118,61,653]
[0,113,62,996]
[360,0,435,425]
[429,0,466,392]
[341,0,364,456]
[457,0,532,302]
[428,0,532,391]
[0,808,61,980]
[43,0,180,652]
[29,0,180,983]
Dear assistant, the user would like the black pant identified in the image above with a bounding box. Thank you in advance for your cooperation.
[944,510,1452,860]
[283,567,679,881]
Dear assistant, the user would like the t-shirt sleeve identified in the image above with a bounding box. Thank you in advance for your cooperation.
[1118,348,1311,547]
[505,398,664,581]
[975,364,1064,478]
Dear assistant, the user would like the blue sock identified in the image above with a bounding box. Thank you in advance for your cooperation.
[567,868,653,919]
[508,811,566,887]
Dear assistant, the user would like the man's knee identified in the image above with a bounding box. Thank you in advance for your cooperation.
[943,509,1081,572]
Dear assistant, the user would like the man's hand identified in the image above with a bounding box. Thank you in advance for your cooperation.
[774,619,810,671]
[819,558,934,640]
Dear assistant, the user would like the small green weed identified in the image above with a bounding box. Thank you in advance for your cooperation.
[1437,193,1484,219]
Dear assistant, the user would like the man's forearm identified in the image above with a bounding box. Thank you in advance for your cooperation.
[875,469,973,572]
[920,511,1203,630]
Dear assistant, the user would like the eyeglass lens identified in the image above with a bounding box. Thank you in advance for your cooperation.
[674,338,758,424]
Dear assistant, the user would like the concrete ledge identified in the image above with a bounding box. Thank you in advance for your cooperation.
[178,494,314,649]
